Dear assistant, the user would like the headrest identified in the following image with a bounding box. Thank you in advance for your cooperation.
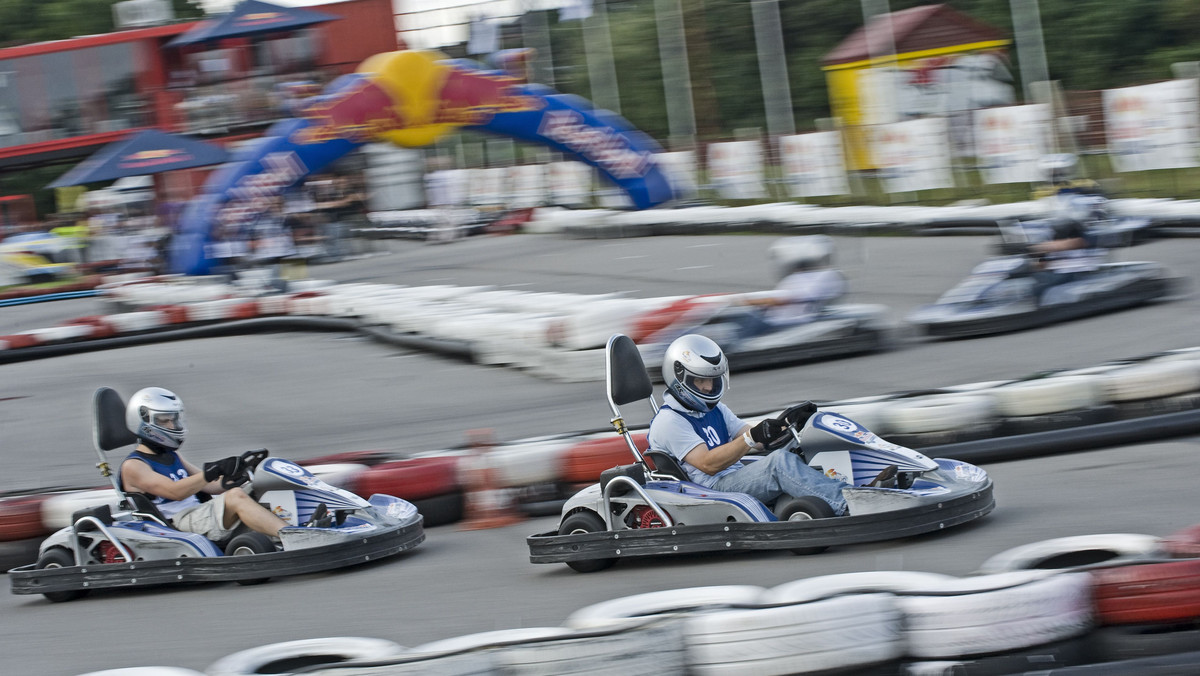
[607,334,653,407]
[93,387,137,452]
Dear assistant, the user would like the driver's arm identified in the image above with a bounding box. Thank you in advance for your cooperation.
[121,459,211,501]
[683,424,755,475]
[181,458,226,495]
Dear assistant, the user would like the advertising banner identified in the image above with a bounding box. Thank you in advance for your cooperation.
[779,132,849,197]
[508,164,546,208]
[871,117,954,193]
[1104,79,1200,172]
[546,161,592,206]
[974,104,1052,184]
[656,151,698,201]
[707,140,766,199]
[470,167,508,207]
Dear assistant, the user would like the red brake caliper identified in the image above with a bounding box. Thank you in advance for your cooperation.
[96,540,128,564]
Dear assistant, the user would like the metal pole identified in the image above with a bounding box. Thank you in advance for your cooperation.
[1010,0,1050,104]
[751,0,794,139]
[654,0,696,150]
[582,0,621,114]
[521,2,555,88]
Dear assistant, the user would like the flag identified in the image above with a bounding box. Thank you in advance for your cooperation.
[559,0,593,22]
[467,15,498,55]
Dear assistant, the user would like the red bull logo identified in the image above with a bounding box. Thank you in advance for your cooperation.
[538,109,651,180]
[435,68,542,126]
[118,149,193,169]
[235,12,286,27]
[292,76,407,145]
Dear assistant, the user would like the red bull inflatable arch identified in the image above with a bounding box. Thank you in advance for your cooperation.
[169,49,676,275]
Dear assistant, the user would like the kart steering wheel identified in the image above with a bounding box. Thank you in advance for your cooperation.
[220,448,270,490]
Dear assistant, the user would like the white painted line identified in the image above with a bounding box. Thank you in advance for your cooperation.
[677,265,711,270]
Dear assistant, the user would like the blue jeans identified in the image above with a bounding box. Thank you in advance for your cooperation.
[712,450,848,515]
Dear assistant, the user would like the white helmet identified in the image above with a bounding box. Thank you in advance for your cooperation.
[769,235,835,278]
[1038,153,1078,185]
[662,334,729,412]
[126,387,187,451]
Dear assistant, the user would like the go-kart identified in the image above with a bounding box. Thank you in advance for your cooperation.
[636,295,892,374]
[907,213,1183,338]
[8,387,424,602]
[526,334,994,572]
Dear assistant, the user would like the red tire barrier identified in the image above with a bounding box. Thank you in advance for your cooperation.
[299,450,397,468]
[0,494,52,542]
[0,334,40,349]
[151,305,192,324]
[628,295,727,343]
[354,456,461,501]
[1163,524,1200,558]
[559,434,649,483]
[62,316,115,338]
[1092,559,1200,625]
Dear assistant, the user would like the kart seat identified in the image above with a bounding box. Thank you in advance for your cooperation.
[94,387,137,452]
[644,450,688,482]
[122,492,173,528]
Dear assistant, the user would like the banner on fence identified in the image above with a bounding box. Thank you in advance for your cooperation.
[780,131,849,197]
[655,151,698,200]
[871,117,954,193]
[974,104,1052,184]
[707,141,766,199]
[468,167,508,207]
[1104,79,1200,172]
[546,161,592,206]
[509,164,546,208]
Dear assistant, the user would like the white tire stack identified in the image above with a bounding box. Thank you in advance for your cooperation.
[206,637,406,676]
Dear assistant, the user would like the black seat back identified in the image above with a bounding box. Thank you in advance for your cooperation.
[644,450,689,482]
[94,387,137,452]
[607,334,653,407]
[123,492,172,526]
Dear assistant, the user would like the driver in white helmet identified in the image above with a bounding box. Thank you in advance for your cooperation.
[118,387,326,542]
[647,335,896,516]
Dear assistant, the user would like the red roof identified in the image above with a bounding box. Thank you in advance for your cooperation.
[822,3,1007,67]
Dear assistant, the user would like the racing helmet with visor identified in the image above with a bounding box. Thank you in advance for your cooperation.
[662,334,729,412]
[125,387,187,452]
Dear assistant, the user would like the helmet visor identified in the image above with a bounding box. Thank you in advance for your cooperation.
[683,373,725,404]
[151,410,184,431]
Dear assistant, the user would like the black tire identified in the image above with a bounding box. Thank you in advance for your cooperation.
[36,547,87,603]
[773,497,836,556]
[558,511,617,573]
[224,532,277,586]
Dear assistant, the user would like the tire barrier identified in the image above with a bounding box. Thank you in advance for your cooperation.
[524,199,1200,240]
[63,535,1200,675]
[978,533,1166,574]
[0,494,53,542]
[1163,524,1200,558]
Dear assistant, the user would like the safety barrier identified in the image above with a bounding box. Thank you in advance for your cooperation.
[69,523,1200,675]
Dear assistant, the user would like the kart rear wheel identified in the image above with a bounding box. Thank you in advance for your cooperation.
[36,547,87,603]
[773,497,835,556]
[225,532,276,586]
[558,511,616,573]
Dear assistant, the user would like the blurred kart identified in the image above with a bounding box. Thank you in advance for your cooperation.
[526,334,994,573]
[8,388,424,602]
[907,200,1184,338]
[0,231,80,284]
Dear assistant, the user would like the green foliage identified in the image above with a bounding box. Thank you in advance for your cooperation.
[0,0,202,47]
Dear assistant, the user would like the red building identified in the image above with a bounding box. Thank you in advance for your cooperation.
[0,0,402,196]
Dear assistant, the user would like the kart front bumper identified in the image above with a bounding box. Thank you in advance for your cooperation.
[527,481,993,566]
[8,516,424,596]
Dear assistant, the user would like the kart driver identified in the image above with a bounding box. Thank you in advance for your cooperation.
[727,235,848,339]
[118,387,328,542]
[646,335,896,516]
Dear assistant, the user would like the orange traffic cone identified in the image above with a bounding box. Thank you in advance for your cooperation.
[458,429,524,530]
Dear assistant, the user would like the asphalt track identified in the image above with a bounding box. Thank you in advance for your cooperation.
[1,233,1199,675]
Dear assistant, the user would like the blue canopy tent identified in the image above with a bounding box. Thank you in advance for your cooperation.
[167,0,339,48]
[47,129,230,188]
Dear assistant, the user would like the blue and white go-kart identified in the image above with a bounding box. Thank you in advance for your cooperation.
[8,387,424,602]
[527,334,995,572]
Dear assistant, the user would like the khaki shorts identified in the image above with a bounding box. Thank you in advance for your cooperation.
[174,495,240,541]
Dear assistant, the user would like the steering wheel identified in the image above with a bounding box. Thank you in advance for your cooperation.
[220,448,270,490]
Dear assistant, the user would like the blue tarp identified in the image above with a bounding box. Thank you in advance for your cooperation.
[167,0,339,48]
[47,129,230,188]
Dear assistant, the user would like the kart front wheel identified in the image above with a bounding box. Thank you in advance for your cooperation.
[225,532,276,586]
[558,511,617,573]
[773,497,835,556]
[36,547,87,603]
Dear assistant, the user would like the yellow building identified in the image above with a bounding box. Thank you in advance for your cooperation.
[822,4,1012,170]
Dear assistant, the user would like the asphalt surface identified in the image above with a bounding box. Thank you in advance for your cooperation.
[1,232,1199,675]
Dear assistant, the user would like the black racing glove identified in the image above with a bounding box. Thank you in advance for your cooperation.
[203,456,241,482]
[778,401,819,428]
[749,418,789,449]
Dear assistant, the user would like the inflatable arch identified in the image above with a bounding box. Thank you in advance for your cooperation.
[169,49,676,275]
